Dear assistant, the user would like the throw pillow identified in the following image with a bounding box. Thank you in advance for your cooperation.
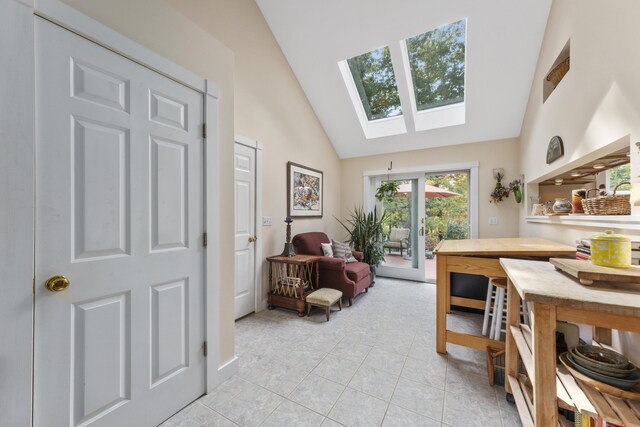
[332,239,358,263]
[320,242,334,257]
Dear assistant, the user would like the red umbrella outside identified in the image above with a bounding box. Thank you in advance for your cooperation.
[396,182,460,198]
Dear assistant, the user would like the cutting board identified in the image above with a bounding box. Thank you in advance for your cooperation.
[550,258,640,288]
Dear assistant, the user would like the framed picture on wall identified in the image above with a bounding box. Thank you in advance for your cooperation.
[287,162,323,217]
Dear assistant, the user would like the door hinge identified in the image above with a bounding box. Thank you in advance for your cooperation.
[203,232,208,247]
[203,341,208,357]
[202,123,207,139]
[32,276,36,294]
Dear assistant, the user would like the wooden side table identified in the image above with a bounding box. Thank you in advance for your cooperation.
[266,254,320,317]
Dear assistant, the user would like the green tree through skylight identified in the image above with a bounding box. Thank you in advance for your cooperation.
[406,19,466,111]
[347,47,402,121]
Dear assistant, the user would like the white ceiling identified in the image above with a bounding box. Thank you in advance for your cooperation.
[255,0,552,159]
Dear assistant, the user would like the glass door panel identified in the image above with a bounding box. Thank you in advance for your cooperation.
[424,171,469,282]
[376,175,425,281]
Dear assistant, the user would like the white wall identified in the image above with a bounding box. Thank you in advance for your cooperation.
[519,0,640,362]
[340,138,522,240]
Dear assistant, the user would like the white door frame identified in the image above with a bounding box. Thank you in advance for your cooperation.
[2,3,224,424]
[234,135,265,313]
[363,161,479,240]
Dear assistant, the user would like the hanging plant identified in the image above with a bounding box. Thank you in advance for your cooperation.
[490,172,510,203]
[375,181,400,202]
[509,179,523,203]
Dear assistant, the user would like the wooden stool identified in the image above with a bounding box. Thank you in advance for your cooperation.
[306,288,343,321]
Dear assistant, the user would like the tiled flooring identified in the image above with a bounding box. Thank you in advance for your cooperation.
[162,278,522,427]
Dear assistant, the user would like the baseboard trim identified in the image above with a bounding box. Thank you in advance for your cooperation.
[216,356,238,385]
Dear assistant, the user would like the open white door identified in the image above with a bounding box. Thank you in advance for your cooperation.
[375,174,426,282]
[34,18,205,426]
[234,142,257,319]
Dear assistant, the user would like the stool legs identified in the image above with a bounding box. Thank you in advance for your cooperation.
[482,280,495,336]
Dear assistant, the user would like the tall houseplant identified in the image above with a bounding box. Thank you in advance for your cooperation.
[336,207,386,275]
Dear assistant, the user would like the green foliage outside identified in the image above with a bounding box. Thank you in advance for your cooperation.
[347,47,401,120]
[381,173,469,254]
[608,164,631,191]
[406,19,466,111]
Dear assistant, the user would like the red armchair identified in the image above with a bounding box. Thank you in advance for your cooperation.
[292,232,372,306]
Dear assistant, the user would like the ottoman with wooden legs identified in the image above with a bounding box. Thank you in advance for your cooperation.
[305,288,343,321]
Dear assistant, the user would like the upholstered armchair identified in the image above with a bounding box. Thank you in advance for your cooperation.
[384,227,410,256]
[291,232,372,306]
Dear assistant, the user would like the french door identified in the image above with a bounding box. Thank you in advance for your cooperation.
[375,174,426,281]
[34,17,205,426]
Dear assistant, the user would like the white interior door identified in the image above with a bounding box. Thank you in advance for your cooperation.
[34,18,205,427]
[374,174,426,282]
[234,142,256,319]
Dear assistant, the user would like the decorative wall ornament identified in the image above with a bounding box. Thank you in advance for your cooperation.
[546,136,564,164]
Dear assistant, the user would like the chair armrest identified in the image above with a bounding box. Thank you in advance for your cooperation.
[352,250,364,262]
[318,256,345,271]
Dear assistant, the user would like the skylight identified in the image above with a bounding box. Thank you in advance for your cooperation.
[405,19,466,112]
[346,47,402,121]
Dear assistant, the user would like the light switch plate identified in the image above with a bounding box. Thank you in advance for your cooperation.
[489,217,498,225]
[262,216,272,226]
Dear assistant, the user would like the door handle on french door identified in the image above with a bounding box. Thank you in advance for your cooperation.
[45,275,70,292]
[248,236,257,243]
[419,227,424,236]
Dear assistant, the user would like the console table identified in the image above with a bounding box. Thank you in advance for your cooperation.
[266,254,320,317]
[501,258,640,426]
[433,238,575,354]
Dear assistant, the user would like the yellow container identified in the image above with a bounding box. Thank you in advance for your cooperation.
[591,230,631,268]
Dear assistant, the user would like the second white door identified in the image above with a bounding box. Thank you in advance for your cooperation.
[234,142,257,319]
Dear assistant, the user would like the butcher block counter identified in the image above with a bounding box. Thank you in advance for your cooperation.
[501,258,640,426]
[433,238,576,354]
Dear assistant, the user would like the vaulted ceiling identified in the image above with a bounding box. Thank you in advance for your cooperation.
[256,0,552,158]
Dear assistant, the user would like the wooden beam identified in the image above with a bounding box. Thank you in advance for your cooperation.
[446,256,506,278]
[532,303,558,426]
[450,296,485,310]
[446,330,505,351]
[557,306,640,333]
[436,254,448,354]
[505,279,521,394]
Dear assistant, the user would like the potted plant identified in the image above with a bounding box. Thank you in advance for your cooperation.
[509,179,523,203]
[336,206,386,277]
[375,181,400,202]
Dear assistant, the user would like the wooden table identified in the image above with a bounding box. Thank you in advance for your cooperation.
[266,254,320,317]
[502,258,640,426]
[433,238,575,354]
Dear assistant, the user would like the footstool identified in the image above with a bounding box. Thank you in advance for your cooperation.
[305,288,343,321]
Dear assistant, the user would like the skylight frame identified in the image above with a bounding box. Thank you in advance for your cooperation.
[400,18,468,132]
[338,48,407,139]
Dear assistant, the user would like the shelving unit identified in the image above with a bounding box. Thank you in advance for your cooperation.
[501,258,640,426]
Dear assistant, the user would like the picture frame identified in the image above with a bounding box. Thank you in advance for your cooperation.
[546,135,564,164]
[287,162,323,217]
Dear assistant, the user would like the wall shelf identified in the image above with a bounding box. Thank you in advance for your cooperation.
[526,215,640,231]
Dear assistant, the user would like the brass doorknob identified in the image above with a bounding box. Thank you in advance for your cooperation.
[248,236,257,243]
[45,275,70,292]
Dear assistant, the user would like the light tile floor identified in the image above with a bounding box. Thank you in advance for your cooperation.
[162,277,522,427]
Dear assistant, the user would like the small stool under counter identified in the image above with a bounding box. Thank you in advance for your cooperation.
[501,258,640,426]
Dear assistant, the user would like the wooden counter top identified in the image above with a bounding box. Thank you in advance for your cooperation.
[500,258,640,318]
[433,237,575,256]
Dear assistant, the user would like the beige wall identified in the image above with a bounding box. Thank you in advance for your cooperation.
[59,0,342,366]
[169,0,343,308]
[519,0,640,362]
[340,138,521,240]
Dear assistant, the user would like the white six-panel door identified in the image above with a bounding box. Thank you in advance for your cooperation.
[234,143,256,319]
[34,17,205,426]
